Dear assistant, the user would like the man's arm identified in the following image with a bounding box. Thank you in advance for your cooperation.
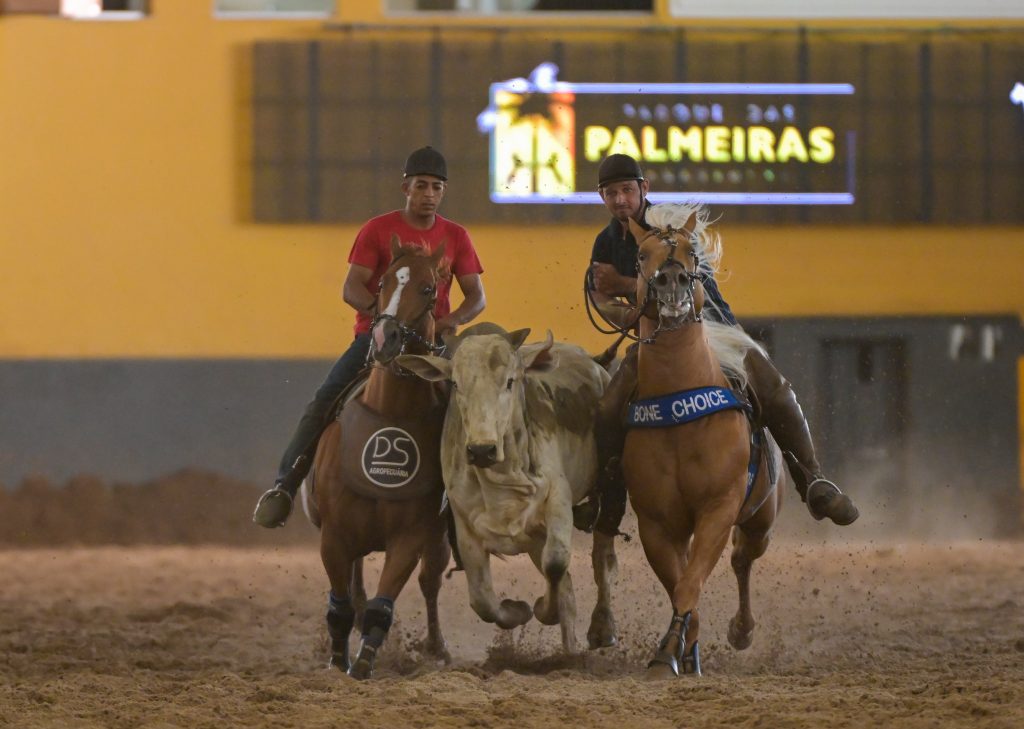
[590,263,637,300]
[435,272,485,336]
[342,264,377,315]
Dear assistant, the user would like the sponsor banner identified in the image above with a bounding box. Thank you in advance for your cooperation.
[478,63,856,206]
[361,427,421,488]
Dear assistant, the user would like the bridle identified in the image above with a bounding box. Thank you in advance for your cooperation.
[583,225,702,346]
[368,259,447,368]
[639,226,703,335]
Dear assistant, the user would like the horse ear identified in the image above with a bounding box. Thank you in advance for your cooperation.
[683,211,699,237]
[395,354,452,382]
[521,330,557,372]
[430,240,447,265]
[506,328,531,351]
[390,234,403,261]
[627,217,647,242]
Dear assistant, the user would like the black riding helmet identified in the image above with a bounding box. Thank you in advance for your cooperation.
[403,146,448,181]
[597,153,644,188]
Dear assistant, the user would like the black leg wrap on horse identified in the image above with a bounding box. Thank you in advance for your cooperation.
[348,597,394,680]
[326,592,355,670]
[648,610,692,676]
[360,597,395,639]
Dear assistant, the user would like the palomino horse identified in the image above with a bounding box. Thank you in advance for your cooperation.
[623,204,785,679]
[302,237,451,679]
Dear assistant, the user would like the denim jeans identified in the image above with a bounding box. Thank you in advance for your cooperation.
[275,333,371,483]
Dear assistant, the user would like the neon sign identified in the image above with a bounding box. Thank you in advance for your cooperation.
[477,63,857,206]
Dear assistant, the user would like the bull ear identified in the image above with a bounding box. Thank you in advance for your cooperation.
[395,354,452,381]
[506,328,531,350]
[627,217,647,242]
[390,234,403,261]
[521,330,557,372]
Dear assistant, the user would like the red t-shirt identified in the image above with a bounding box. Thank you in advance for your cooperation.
[348,210,484,335]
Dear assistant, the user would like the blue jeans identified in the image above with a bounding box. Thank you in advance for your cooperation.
[275,334,371,484]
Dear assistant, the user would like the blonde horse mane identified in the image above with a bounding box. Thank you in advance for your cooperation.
[705,320,765,391]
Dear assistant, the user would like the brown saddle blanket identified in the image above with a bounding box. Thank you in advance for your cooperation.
[336,394,446,502]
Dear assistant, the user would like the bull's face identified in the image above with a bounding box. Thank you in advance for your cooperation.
[449,335,523,467]
[396,325,555,469]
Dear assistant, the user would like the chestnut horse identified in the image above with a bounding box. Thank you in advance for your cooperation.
[623,204,785,679]
[302,237,451,680]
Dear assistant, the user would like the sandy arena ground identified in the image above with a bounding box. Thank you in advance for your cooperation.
[1,523,1022,729]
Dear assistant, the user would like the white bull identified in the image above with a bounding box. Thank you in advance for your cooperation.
[398,323,618,653]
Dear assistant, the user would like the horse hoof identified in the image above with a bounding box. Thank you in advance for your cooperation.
[347,658,373,680]
[587,606,618,649]
[727,617,753,651]
[496,599,533,629]
[420,637,452,664]
[328,654,349,672]
[532,596,560,626]
[588,632,618,650]
[644,659,679,681]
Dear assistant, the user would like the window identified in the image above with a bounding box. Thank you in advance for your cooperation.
[215,0,333,16]
[386,0,651,13]
[61,1,146,18]
[669,0,1024,19]
[1,0,146,16]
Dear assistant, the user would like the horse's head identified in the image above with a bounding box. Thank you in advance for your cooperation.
[370,235,447,364]
[397,323,555,468]
[630,203,720,331]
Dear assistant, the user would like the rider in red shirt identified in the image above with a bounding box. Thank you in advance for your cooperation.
[253,147,486,528]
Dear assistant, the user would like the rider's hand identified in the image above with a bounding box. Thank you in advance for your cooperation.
[590,262,634,297]
[434,316,457,338]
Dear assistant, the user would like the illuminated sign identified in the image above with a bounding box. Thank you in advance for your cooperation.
[1012,83,1024,116]
[477,63,857,206]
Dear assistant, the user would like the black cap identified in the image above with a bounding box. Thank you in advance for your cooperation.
[403,146,448,181]
[598,153,643,187]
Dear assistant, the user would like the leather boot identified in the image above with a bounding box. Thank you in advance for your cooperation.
[744,348,859,526]
[574,345,637,536]
[253,453,311,528]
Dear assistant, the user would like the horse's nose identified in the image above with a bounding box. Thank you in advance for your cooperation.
[676,270,687,285]
[655,272,668,288]
[466,443,498,467]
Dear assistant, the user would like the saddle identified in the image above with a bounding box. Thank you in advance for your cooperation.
[335,393,446,502]
[621,376,778,525]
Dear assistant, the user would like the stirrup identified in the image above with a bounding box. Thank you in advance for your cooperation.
[806,478,859,526]
[253,487,294,528]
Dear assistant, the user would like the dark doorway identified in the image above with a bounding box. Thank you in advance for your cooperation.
[820,338,909,522]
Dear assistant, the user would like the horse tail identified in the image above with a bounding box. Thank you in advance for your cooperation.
[705,321,766,391]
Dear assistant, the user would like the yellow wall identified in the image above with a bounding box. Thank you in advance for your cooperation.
[1,4,1022,359]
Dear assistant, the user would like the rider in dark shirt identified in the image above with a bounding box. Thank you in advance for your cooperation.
[577,154,859,536]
